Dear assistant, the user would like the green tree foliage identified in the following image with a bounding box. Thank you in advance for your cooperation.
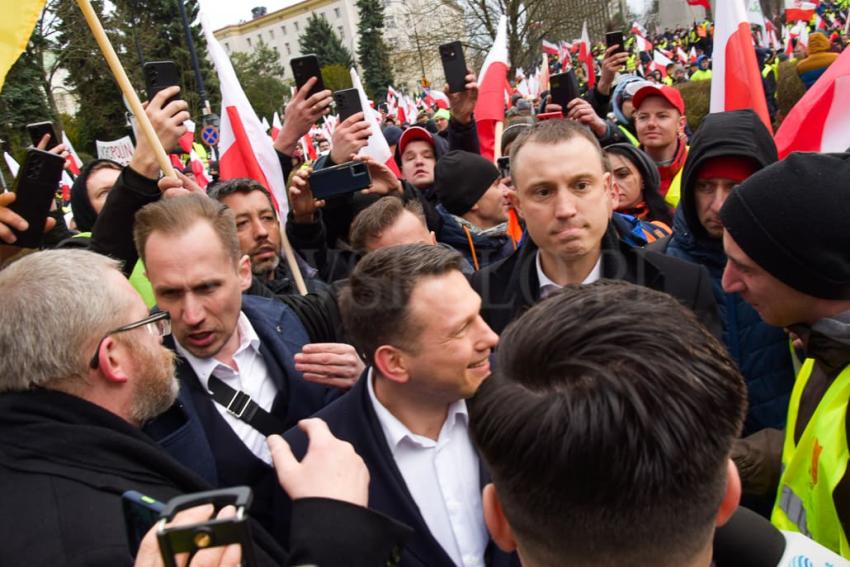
[321,64,353,92]
[230,41,288,121]
[356,0,394,100]
[299,13,355,68]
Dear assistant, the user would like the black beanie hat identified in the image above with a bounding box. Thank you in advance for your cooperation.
[720,152,850,300]
[435,150,500,216]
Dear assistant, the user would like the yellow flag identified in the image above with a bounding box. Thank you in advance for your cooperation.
[0,0,47,91]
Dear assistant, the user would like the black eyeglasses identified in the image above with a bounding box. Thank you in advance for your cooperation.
[89,311,172,369]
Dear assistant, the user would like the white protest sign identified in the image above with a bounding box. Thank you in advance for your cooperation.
[96,136,135,165]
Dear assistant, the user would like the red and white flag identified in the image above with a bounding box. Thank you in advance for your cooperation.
[542,39,559,56]
[559,41,573,69]
[200,9,287,213]
[300,133,317,161]
[179,118,195,154]
[189,147,210,189]
[653,50,674,76]
[271,112,281,140]
[631,21,647,36]
[430,89,450,109]
[350,67,401,176]
[676,46,689,63]
[635,33,654,53]
[798,21,809,47]
[474,15,509,161]
[62,131,82,175]
[579,21,595,89]
[687,0,712,10]
[710,0,772,132]
[774,47,850,158]
[785,0,816,22]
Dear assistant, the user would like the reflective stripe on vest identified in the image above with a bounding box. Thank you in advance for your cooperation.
[618,125,640,147]
[771,358,850,558]
[664,167,683,208]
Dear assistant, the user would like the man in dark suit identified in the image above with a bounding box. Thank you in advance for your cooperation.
[133,194,356,538]
[470,119,719,336]
[284,244,517,567]
[0,249,410,566]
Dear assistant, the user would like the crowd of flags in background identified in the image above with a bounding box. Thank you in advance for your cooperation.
[1,0,849,214]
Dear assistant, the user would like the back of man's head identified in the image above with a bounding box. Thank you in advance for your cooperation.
[133,194,242,266]
[0,250,128,393]
[349,197,431,252]
[340,243,462,365]
[469,281,746,566]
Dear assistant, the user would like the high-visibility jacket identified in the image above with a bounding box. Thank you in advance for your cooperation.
[617,124,640,147]
[771,358,850,558]
[690,69,713,81]
[664,167,683,208]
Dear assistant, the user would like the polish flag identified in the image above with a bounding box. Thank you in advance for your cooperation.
[687,0,712,10]
[60,170,73,202]
[62,131,82,175]
[559,41,573,69]
[260,116,270,133]
[653,50,674,76]
[579,21,595,89]
[189,148,210,188]
[539,52,550,93]
[4,152,19,177]
[474,14,509,161]
[200,9,287,213]
[179,118,195,154]
[271,112,281,140]
[774,48,850,158]
[677,46,689,62]
[785,1,816,22]
[710,0,772,132]
[631,21,647,35]
[542,39,559,56]
[798,22,809,47]
[689,46,697,62]
[431,89,450,109]
[300,133,317,161]
[350,67,401,176]
[635,33,654,53]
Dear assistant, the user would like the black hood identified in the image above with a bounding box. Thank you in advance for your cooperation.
[680,110,777,243]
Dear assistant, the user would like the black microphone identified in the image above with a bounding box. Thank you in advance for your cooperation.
[713,506,786,567]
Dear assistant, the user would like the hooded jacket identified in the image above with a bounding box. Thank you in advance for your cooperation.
[435,204,515,270]
[663,109,795,435]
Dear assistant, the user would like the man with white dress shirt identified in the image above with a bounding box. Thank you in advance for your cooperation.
[132,193,346,539]
[470,118,720,336]
[282,244,518,567]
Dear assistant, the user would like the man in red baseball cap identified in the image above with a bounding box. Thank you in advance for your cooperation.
[397,126,438,192]
[632,84,687,207]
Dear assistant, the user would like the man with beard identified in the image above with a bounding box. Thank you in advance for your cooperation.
[0,249,410,566]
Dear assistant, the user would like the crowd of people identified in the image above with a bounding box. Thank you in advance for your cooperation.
[1,5,850,567]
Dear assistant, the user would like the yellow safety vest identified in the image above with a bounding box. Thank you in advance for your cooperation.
[617,125,640,147]
[771,358,850,558]
[664,167,683,208]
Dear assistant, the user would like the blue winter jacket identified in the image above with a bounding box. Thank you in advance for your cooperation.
[663,109,795,435]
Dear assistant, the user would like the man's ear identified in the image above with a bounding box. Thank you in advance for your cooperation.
[94,336,131,385]
[429,231,437,245]
[506,190,523,220]
[373,345,410,385]
[678,114,687,137]
[238,254,253,291]
[483,483,518,553]
[716,458,741,527]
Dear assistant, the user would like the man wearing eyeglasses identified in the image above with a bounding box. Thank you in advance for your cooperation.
[0,249,410,566]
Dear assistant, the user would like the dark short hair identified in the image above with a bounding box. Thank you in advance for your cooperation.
[348,196,426,252]
[509,119,608,185]
[469,281,746,566]
[208,178,276,216]
[340,244,463,365]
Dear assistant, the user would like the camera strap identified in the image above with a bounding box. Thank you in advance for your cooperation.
[207,375,286,437]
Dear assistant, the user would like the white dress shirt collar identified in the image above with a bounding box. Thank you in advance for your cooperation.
[536,250,602,298]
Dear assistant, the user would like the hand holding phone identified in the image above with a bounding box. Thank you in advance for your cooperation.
[26,122,58,151]
[333,88,363,122]
[605,31,625,55]
[7,148,65,249]
[308,161,372,200]
[549,70,580,110]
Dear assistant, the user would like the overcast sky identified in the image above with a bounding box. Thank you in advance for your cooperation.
[201,0,650,32]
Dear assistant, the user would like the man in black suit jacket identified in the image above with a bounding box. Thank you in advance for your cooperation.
[0,249,409,566]
[471,119,719,336]
[284,244,518,567]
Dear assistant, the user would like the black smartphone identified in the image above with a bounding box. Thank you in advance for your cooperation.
[26,121,59,151]
[122,490,166,557]
[439,41,468,93]
[606,31,625,55]
[497,156,510,178]
[333,88,362,122]
[549,70,580,109]
[290,54,325,98]
[143,61,181,107]
[309,161,372,200]
[8,148,65,249]
[157,487,256,567]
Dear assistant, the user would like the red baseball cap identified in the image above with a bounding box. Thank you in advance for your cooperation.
[397,126,434,157]
[632,85,686,115]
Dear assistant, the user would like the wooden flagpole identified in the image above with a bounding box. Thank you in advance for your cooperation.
[76,0,176,178]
